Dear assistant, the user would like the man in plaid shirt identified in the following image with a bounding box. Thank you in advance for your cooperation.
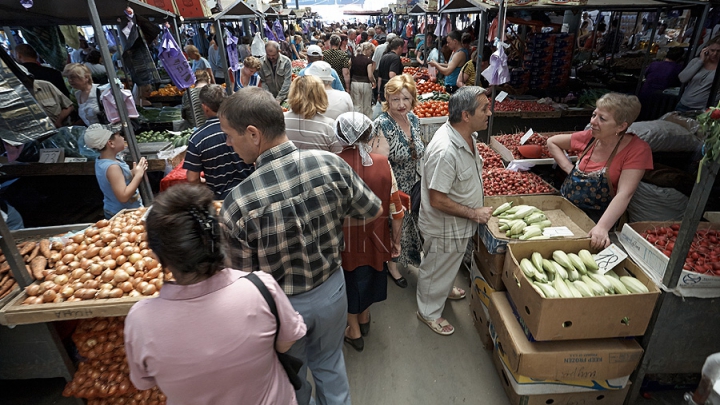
[219,87,382,405]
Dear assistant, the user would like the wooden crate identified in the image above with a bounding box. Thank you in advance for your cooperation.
[519,110,563,119]
[0,292,148,325]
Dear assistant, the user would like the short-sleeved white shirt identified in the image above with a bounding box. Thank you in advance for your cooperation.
[419,122,484,239]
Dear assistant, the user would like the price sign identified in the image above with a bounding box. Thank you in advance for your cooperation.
[520,129,534,145]
[542,227,574,237]
[39,148,63,163]
[64,157,88,163]
[495,91,508,103]
[593,244,628,275]
[421,92,434,100]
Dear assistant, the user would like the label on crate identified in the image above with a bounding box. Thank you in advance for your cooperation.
[495,91,508,103]
[421,92,435,100]
[593,244,628,275]
[520,128,534,145]
[64,157,88,163]
[542,227,574,237]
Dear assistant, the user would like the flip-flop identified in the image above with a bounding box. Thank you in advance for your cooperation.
[416,311,454,336]
[448,286,466,300]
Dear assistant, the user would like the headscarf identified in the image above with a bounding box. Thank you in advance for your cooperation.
[334,112,374,166]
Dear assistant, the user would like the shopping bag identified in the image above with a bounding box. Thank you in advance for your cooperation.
[99,86,140,124]
[481,43,510,86]
[251,32,266,58]
[157,28,195,89]
[372,101,383,120]
[226,31,240,72]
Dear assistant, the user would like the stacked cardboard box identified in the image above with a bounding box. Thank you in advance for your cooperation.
[525,34,554,90]
[485,238,662,404]
[550,33,574,88]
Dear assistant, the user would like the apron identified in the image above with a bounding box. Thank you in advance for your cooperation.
[560,135,624,223]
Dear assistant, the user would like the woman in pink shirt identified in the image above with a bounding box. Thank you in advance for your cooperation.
[124,184,306,405]
[547,93,653,250]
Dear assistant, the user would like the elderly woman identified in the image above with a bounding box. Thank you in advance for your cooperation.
[351,42,377,118]
[676,36,720,112]
[372,74,424,288]
[547,93,653,249]
[336,112,404,352]
[63,63,101,126]
[228,56,262,93]
[125,184,306,404]
[284,75,341,153]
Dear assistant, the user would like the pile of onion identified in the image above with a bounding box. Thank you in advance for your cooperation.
[23,208,167,305]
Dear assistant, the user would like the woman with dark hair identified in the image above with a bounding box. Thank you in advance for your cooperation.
[124,184,306,405]
[428,31,469,93]
[83,50,108,84]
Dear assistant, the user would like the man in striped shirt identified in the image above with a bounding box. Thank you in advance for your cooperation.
[183,85,253,199]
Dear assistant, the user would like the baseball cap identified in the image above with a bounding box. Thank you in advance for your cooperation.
[305,61,334,82]
[84,124,113,150]
[307,45,323,57]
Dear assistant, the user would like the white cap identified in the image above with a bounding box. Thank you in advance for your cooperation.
[307,45,323,57]
[387,33,398,42]
[305,61,334,83]
[84,124,113,150]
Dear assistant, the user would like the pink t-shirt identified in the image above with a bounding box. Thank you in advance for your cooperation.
[570,129,653,193]
[125,269,306,405]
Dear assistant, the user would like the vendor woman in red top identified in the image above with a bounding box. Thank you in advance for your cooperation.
[547,93,653,250]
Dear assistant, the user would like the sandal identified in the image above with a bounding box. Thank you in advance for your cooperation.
[416,311,454,336]
[448,286,466,300]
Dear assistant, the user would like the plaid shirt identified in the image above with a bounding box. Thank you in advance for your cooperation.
[221,142,382,295]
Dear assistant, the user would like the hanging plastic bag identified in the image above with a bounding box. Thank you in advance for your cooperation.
[481,42,510,86]
[428,65,437,82]
[99,86,140,124]
[251,32,266,58]
[264,23,277,41]
[273,20,285,41]
[226,31,241,72]
[105,28,116,48]
[157,28,196,89]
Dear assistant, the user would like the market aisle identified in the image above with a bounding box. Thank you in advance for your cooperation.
[343,267,510,405]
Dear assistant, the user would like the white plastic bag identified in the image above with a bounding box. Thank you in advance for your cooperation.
[251,32,266,58]
[372,101,383,120]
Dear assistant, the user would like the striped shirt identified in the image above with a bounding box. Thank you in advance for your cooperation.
[183,118,254,200]
[284,111,342,153]
[221,141,382,295]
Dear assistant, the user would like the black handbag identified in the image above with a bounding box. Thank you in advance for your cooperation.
[244,272,304,390]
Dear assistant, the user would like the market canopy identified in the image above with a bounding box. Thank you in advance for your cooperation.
[0,0,176,26]
[439,0,489,14]
[213,0,260,19]
[263,6,280,16]
[409,4,438,15]
[440,0,694,13]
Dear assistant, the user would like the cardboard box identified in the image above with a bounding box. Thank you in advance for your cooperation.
[470,281,494,350]
[473,233,505,290]
[503,239,661,341]
[493,351,631,405]
[490,292,643,381]
[618,222,720,293]
[174,0,212,18]
[142,0,179,14]
[478,195,596,255]
[471,255,497,307]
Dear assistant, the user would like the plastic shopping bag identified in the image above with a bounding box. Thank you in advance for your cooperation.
[481,42,510,86]
[251,32,266,58]
[157,28,195,89]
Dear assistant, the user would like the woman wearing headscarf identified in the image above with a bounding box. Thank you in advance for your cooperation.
[335,112,405,352]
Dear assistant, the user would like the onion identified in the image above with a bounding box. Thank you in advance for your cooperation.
[61,254,75,264]
[26,284,40,296]
[49,252,62,263]
[122,246,134,256]
[78,259,91,270]
[118,281,134,293]
[60,286,74,298]
[97,289,111,299]
[111,247,122,259]
[126,266,137,276]
[83,280,100,289]
[128,290,142,297]
[89,263,103,276]
[116,255,127,266]
[82,289,98,300]
[127,232,138,243]
[117,236,129,245]
[40,281,56,291]
[71,281,83,291]
[42,289,57,302]
[55,265,69,275]
[96,219,109,228]
[104,259,117,270]
[63,245,76,255]
[101,233,116,243]
[54,275,69,285]
[128,253,143,264]
[68,261,81,270]
[141,284,157,296]
[151,279,163,289]
[101,270,115,283]
[85,246,100,259]
[144,267,161,280]
[79,273,94,282]
[113,269,130,283]
[71,268,85,279]
[139,241,148,250]
[120,262,133,270]
[99,247,112,258]
[71,234,84,244]
[109,288,124,298]
[90,234,101,243]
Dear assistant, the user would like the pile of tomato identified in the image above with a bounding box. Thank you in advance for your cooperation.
[291,60,307,69]
[416,81,445,94]
[641,226,720,276]
[476,143,504,169]
[413,100,448,118]
[401,57,412,65]
[495,133,553,159]
[482,169,556,196]
[403,67,421,75]
[495,100,556,113]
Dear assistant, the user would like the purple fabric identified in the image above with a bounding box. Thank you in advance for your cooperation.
[226,32,240,72]
[264,23,277,41]
[273,20,285,41]
[482,45,510,86]
[157,28,195,89]
[639,61,683,100]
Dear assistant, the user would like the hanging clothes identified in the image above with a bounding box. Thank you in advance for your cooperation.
[193,24,209,57]
[272,20,285,41]
[19,26,68,72]
[59,26,80,50]
[264,22,277,41]
[226,31,240,72]
[119,11,160,86]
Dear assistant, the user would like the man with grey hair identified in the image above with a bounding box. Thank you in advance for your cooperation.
[372,32,398,70]
[183,84,253,199]
[259,41,292,103]
[219,86,382,405]
[415,86,494,336]
[347,29,357,55]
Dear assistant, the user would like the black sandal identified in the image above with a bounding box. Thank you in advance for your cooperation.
[385,262,408,288]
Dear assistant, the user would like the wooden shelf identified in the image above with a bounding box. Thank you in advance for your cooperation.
[0,159,166,178]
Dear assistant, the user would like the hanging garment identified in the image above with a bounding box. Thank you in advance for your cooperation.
[193,24,209,57]
[19,26,68,72]
[481,43,509,86]
[273,20,285,41]
[105,28,116,48]
[120,12,160,86]
[264,22,277,41]
[59,26,80,50]
[158,28,195,89]
[226,31,241,72]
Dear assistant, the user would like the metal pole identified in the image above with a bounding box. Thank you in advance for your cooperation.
[609,12,622,66]
[87,0,153,205]
[3,27,16,51]
[487,1,505,140]
[475,10,486,87]
[635,9,660,96]
[170,17,182,45]
[214,20,232,96]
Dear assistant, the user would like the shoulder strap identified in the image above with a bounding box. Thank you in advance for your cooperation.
[245,272,280,344]
[578,136,595,161]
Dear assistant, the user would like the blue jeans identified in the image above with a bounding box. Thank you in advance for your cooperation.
[287,269,351,405]
[675,101,695,112]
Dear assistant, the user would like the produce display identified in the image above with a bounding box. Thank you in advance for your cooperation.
[482,169,556,196]
[494,132,577,160]
[518,249,650,298]
[640,225,720,275]
[413,100,448,118]
[698,104,720,172]
[149,85,184,97]
[21,208,167,305]
[494,100,555,113]
[492,203,552,240]
[401,57,412,65]
[0,243,34,300]
[476,143,504,169]
[138,107,182,123]
[62,317,166,404]
[415,81,446,94]
[136,129,194,147]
